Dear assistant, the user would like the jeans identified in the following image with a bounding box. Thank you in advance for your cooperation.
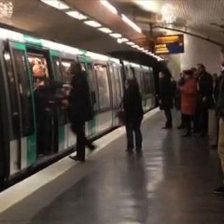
[125,118,142,150]
[164,109,172,127]
[71,121,93,160]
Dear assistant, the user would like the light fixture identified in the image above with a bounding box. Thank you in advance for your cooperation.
[98,27,112,33]
[100,0,118,15]
[109,33,122,38]
[121,14,142,33]
[132,45,138,48]
[126,41,134,46]
[117,38,128,44]
[161,4,176,24]
[66,10,87,20]
[84,20,102,28]
[40,0,69,10]
[0,1,13,19]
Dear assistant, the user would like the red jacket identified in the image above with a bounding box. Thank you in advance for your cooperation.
[180,78,198,115]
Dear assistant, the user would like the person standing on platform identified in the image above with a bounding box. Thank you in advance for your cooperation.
[123,79,143,153]
[68,62,95,162]
[214,64,224,193]
[197,64,213,137]
[159,72,173,129]
[180,70,198,137]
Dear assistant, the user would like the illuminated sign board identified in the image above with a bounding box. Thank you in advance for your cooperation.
[154,34,184,55]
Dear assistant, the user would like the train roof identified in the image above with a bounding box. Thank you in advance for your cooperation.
[0,27,150,70]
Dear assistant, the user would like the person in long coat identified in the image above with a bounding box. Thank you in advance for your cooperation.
[123,79,143,153]
[159,72,174,129]
[68,62,95,162]
[180,69,198,137]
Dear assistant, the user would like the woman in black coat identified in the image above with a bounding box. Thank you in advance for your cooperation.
[123,79,143,153]
[159,72,174,129]
[68,62,95,162]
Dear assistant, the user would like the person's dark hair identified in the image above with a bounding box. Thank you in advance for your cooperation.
[69,61,82,74]
[127,78,140,93]
[197,64,205,70]
[183,69,194,77]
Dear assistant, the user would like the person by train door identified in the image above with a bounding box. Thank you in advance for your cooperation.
[68,62,96,162]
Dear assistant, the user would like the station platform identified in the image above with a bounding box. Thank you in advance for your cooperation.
[0,109,224,224]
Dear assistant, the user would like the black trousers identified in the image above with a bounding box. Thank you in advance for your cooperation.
[125,118,142,150]
[164,109,172,127]
[199,110,208,134]
[184,114,192,134]
[71,121,92,160]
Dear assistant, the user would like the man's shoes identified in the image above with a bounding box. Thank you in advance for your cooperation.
[89,144,96,151]
[162,126,172,129]
[182,132,191,137]
[69,155,85,162]
[177,124,185,129]
[126,148,133,153]
[213,186,224,194]
[136,148,142,154]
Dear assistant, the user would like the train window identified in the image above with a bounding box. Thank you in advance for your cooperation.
[143,72,151,94]
[28,53,50,90]
[4,52,20,139]
[12,49,34,136]
[94,65,111,111]
[60,59,74,83]
[86,63,99,111]
[110,65,123,108]
[52,57,62,81]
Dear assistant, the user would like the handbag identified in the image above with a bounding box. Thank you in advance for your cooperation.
[116,110,126,125]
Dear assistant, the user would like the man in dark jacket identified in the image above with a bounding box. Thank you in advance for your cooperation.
[123,79,143,153]
[68,62,95,162]
[197,64,213,137]
[214,65,224,193]
[159,72,173,129]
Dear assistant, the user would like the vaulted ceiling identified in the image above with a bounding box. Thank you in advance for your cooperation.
[0,0,223,57]
[113,0,224,46]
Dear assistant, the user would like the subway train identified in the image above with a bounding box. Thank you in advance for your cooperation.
[0,27,156,188]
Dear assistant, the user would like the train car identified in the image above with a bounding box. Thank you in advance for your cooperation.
[0,27,156,188]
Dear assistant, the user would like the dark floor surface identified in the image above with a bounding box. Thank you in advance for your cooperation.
[1,111,224,224]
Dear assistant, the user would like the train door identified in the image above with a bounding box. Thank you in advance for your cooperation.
[26,47,58,157]
[94,64,113,134]
[50,52,68,152]
[108,63,123,127]
[58,57,76,148]
[78,57,99,138]
[7,42,36,175]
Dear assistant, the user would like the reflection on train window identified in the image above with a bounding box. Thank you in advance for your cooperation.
[143,72,151,94]
[4,52,19,139]
[13,49,34,136]
[61,59,73,83]
[52,57,61,81]
[28,53,49,90]
[95,65,111,111]
[86,63,99,110]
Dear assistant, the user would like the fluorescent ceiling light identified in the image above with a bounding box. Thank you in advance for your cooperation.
[84,20,102,28]
[109,33,122,38]
[40,0,69,10]
[117,38,128,44]
[121,14,142,33]
[126,41,134,46]
[100,0,118,14]
[98,27,112,33]
[132,45,138,48]
[66,10,87,20]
